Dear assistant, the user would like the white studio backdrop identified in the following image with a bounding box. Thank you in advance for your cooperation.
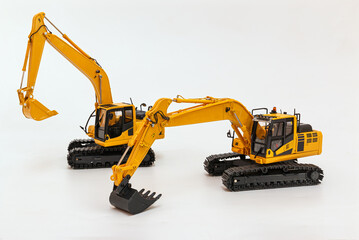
[0,0,358,239]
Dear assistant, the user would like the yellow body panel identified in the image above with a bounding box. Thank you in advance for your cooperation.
[250,150,321,164]
[295,130,323,155]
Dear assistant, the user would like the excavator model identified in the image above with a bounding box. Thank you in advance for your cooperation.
[17,12,159,168]
[108,96,323,214]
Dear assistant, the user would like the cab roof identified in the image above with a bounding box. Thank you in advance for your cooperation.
[255,113,296,121]
[99,103,132,110]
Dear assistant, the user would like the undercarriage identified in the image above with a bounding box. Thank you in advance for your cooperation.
[204,152,323,191]
[67,139,155,169]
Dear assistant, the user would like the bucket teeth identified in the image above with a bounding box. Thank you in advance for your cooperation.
[139,189,161,200]
[109,175,162,214]
[143,190,150,197]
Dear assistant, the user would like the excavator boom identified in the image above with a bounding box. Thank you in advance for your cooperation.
[17,12,113,121]
[111,97,258,185]
[109,96,264,214]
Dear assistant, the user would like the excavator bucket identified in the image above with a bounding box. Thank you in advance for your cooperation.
[109,175,162,214]
[22,98,58,121]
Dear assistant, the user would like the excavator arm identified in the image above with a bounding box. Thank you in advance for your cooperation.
[109,96,265,214]
[17,12,113,121]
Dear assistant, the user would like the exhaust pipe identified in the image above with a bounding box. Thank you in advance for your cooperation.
[109,175,162,214]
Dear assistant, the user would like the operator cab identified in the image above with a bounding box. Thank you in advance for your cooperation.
[83,102,150,147]
[251,108,295,158]
[93,104,135,145]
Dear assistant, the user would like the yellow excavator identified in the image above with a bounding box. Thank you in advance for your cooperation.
[18,13,323,215]
[17,12,160,168]
[109,96,323,214]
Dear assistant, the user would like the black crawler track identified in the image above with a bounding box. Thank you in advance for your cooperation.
[204,152,248,176]
[204,152,323,191]
[222,161,324,191]
[67,139,155,169]
[68,139,96,152]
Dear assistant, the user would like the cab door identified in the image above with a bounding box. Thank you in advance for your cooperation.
[268,118,294,157]
[269,120,285,155]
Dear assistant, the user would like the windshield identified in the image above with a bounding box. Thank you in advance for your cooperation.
[107,109,123,139]
[257,119,270,129]
[98,109,107,127]
[95,108,107,140]
[252,118,271,156]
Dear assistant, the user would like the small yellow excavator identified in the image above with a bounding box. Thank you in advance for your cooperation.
[17,12,159,168]
[109,96,323,214]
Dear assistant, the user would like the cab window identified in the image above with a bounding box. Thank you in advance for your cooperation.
[107,110,123,139]
[98,109,107,128]
[124,109,133,123]
[272,122,283,137]
[251,119,269,157]
[270,121,284,152]
[285,119,293,136]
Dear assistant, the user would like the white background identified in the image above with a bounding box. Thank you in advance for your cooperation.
[0,0,358,239]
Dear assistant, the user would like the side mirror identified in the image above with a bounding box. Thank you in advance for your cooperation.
[227,130,234,138]
[140,103,147,111]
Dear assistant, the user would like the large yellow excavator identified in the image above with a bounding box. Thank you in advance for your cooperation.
[17,12,159,168]
[109,96,323,214]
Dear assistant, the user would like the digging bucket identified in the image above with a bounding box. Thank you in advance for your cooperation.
[22,98,58,121]
[109,175,162,214]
